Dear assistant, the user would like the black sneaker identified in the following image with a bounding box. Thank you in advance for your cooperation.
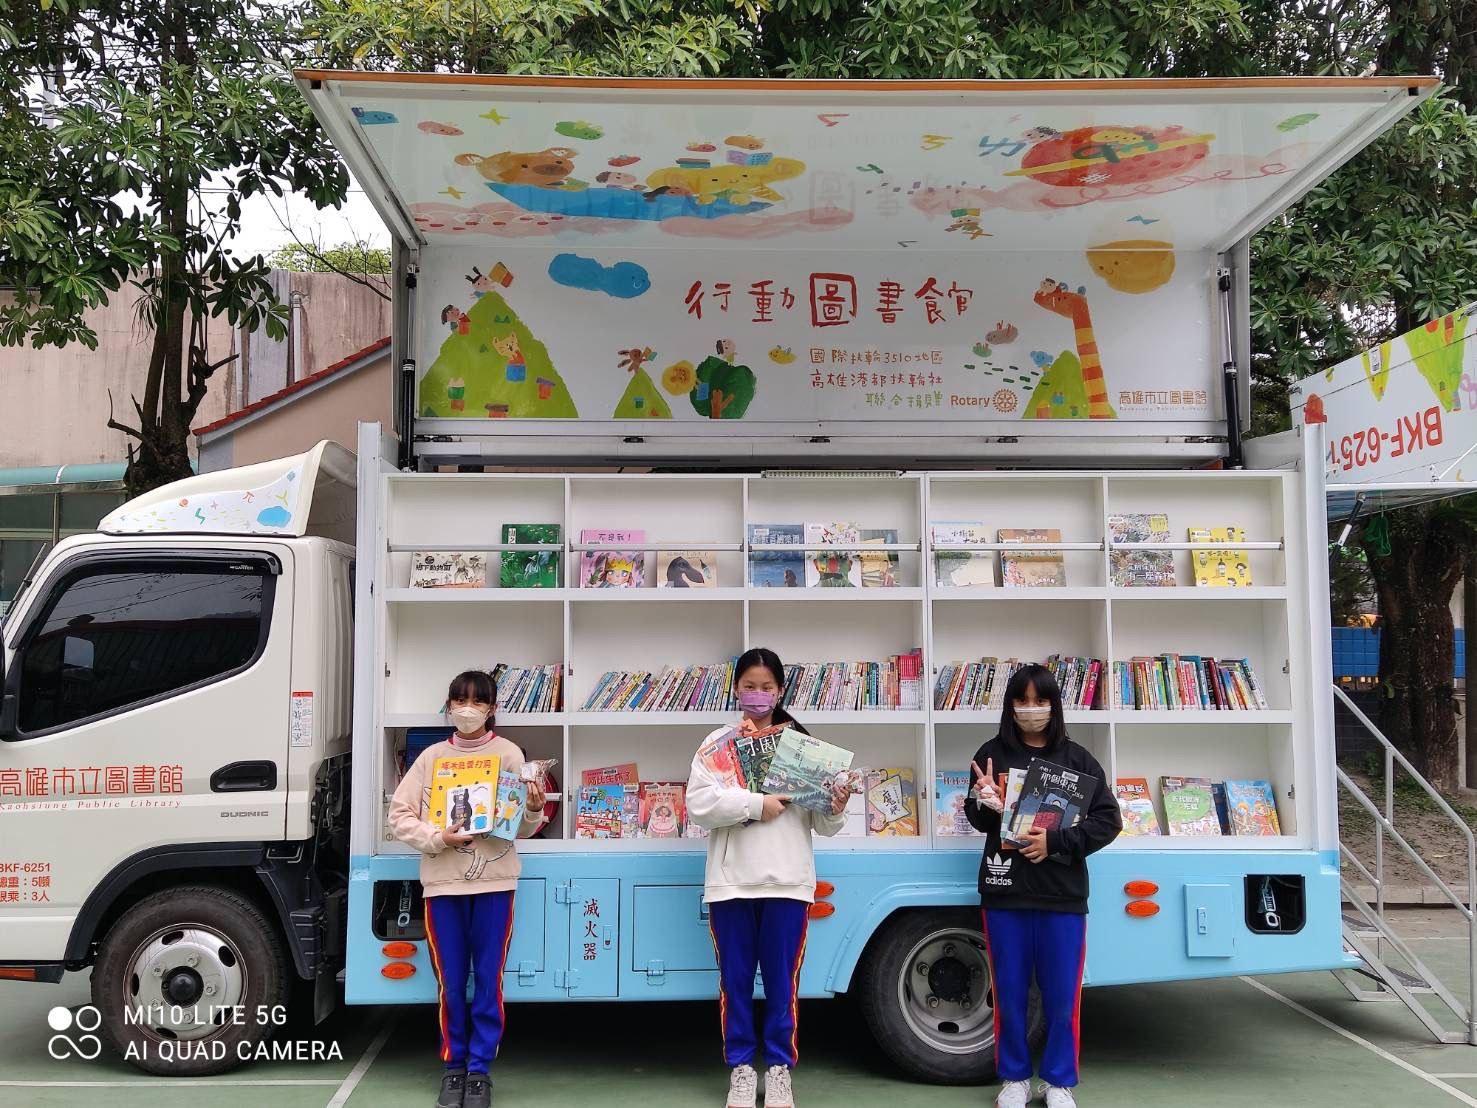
[464,1072,492,1108]
[436,1070,466,1108]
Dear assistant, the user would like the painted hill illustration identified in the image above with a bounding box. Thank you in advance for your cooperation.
[1405,309,1468,412]
[615,367,672,418]
[419,289,578,418]
[1021,350,1117,419]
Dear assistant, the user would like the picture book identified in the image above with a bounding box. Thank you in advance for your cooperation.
[695,730,746,790]
[1108,513,1175,588]
[1225,779,1282,836]
[1160,777,1222,836]
[581,763,639,787]
[1190,526,1253,588]
[620,783,642,839]
[997,528,1067,588]
[499,524,560,589]
[430,753,501,835]
[1211,781,1232,834]
[866,768,920,836]
[935,771,982,836]
[658,550,717,588]
[411,551,487,589]
[998,767,1028,839]
[489,771,528,841]
[931,522,994,588]
[733,724,788,791]
[1114,778,1162,837]
[760,730,855,813]
[747,523,805,588]
[579,528,646,588]
[1004,758,1096,846]
[804,522,862,588]
[639,782,686,838]
[574,784,625,838]
[858,529,900,589]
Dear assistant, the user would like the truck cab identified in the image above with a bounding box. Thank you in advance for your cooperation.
[0,442,356,1073]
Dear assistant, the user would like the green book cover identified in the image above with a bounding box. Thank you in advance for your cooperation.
[760,730,854,813]
[733,724,790,793]
[500,523,561,588]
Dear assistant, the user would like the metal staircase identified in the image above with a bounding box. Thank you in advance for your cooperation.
[1332,685,1477,1045]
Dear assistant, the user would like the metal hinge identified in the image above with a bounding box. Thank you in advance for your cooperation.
[553,969,581,990]
[644,959,666,984]
[517,960,537,985]
[553,882,576,904]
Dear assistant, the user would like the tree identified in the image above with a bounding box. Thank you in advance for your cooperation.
[0,1,349,495]
[266,240,391,277]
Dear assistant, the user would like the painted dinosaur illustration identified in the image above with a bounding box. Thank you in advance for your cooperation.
[1028,280,1117,419]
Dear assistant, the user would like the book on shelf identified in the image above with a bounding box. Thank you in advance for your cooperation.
[805,522,862,587]
[935,771,983,836]
[931,522,994,588]
[620,784,642,839]
[580,528,646,588]
[998,528,1066,588]
[488,663,563,714]
[1225,779,1282,836]
[411,551,488,589]
[866,768,919,836]
[580,661,735,712]
[1108,513,1175,588]
[489,771,528,841]
[1114,778,1162,836]
[639,782,686,838]
[430,753,501,835]
[935,656,1101,711]
[1003,758,1097,846]
[747,523,804,588]
[1211,781,1232,834]
[859,528,900,588]
[658,550,717,588]
[1190,526,1253,587]
[581,763,639,787]
[1160,776,1222,836]
[575,784,626,838]
[780,651,922,711]
[837,791,869,837]
[499,524,560,589]
[1113,656,1268,711]
[684,819,710,840]
[760,730,855,813]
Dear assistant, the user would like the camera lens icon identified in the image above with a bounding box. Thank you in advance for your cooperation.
[48,1006,74,1031]
[47,1005,102,1061]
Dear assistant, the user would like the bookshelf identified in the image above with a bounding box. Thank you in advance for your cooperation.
[374,468,1315,853]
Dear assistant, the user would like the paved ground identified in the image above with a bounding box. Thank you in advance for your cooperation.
[5,909,1477,1106]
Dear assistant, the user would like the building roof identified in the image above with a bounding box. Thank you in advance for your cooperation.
[193,336,390,440]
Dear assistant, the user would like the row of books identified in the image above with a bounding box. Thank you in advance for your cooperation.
[413,527,721,590]
[1110,656,1268,711]
[580,662,736,712]
[1117,776,1281,837]
[487,663,563,714]
[934,656,1102,711]
[780,651,925,711]
[748,523,900,588]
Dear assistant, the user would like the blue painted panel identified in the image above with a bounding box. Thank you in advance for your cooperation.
[1184,883,1236,958]
[568,878,619,997]
[633,885,714,973]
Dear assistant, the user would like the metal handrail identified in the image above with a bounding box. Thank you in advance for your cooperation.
[1332,683,1477,1044]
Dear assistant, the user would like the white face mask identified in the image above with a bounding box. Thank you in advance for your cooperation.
[1013,705,1052,733]
[448,705,491,733]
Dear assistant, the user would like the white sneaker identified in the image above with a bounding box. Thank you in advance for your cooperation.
[726,1064,758,1108]
[764,1065,794,1107]
[1040,1085,1076,1108]
[996,1079,1032,1108]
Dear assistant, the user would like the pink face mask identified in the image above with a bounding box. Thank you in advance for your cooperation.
[738,689,778,718]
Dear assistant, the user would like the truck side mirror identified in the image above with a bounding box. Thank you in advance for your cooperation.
[0,688,16,739]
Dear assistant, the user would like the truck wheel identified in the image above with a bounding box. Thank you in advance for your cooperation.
[91,886,289,1076]
[856,909,1041,1085]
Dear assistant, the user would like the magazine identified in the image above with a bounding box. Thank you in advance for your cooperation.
[575,784,625,838]
[804,522,862,588]
[935,771,982,836]
[866,768,920,836]
[1114,777,1162,836]
[489,771,527,841]
[499,524,560,589]
[998,528,1066,588]
[639,782,686,838]
[580,528,645,588]
[411,551,488,589]
[620,783,642,839]
[695,729,746,790]
[581,763,639,787]
[931,522,994,588]
[1003,758,1097,846]
[1108,513,1175,588]
[760,730,855,813]
[1225,779,1282,835]
[733,724,789,791]
[1160,776,1222,836]
[430,753,501,835]
[658,550,717,588]
[858,528,900,588]
[747,523,805,588]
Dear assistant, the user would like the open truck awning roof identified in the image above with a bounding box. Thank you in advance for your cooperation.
[295,72,1436,255]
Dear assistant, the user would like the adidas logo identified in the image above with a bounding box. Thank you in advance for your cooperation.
[984,852,1013,887]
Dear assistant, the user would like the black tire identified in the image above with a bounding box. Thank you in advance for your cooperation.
[91,885,289,1076]
[856,908,1043,1085]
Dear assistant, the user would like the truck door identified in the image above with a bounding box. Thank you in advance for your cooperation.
[0,547,293,964]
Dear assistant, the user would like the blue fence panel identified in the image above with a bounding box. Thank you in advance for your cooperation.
[1332,627,1464,679]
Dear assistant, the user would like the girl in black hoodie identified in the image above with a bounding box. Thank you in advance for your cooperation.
[964,663,1121,1108]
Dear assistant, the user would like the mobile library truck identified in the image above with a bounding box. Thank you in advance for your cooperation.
[0,74,1445,1077]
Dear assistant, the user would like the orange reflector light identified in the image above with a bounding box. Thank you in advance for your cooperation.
[0,967,37,980]
[381,961,417,979]
[814,881,835,899]
[1125,900,1160,918]
[1124,880,1160,898]
[382,941,418,959]
[807,901,836,919]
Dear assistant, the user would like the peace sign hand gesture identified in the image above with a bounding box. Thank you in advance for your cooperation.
[970,759,1003,813]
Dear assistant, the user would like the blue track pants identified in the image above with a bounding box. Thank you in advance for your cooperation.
[982,908,1088,1088]
[424,891,515,1073]
[708,897,809,1068]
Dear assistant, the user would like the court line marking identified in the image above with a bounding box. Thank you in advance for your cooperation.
[0,1080,341,1087]
[1241,977,1477,1106]
[326,1016,394,1108]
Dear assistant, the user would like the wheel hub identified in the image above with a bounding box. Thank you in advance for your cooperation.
[896,928,995,1056]
[124,925,247,1041]
[164,967,204,1006]
[927,955,972,1003]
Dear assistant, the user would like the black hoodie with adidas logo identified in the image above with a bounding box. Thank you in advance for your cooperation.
[964,728,1121,914]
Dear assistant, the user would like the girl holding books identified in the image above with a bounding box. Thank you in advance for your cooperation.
[687,647,850,1108]
[389,670,548,1108]
[964,663,1121,1108]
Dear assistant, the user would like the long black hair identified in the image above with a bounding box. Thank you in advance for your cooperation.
[735,647,809,734]
[998,662,1066,749]
[447,670,498,726]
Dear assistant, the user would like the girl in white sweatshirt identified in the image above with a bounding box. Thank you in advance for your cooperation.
[687,647,848,1108]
